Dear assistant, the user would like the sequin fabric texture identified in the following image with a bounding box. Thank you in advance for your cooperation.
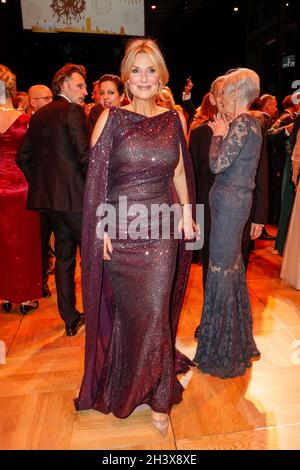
[194,114,262,378]
[76,107,194,417]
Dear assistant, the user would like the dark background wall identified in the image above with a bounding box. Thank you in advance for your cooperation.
[245,0,299,102]
[0,0,298,107]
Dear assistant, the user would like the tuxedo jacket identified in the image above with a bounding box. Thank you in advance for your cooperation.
[189,123,215,206]
[181,98,196,127]
[189,123,215,248]
[16,96,89,212]
[246,131,268,232]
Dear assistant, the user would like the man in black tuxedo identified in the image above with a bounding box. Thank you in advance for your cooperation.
[260,94,279,229]
[190,75,268,337]
[16,63,89,336]
[88,80,103,136]
[28,84,54,298]
[189,76,223,290]
[189,122,215,288]
[241,121,268,268]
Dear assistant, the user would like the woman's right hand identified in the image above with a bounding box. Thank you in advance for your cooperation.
[208,114,229,137]
[103,232,113,260]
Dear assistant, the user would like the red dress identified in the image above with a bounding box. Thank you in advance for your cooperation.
[0,114,42,303]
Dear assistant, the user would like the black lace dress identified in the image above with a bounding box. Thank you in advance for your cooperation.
[194,113,262,378]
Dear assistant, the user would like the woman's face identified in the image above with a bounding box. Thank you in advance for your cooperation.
[128,52,160,101]
[99,80,123,109]
[220,84,236,120]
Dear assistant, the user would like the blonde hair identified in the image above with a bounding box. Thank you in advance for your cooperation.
[174,104,184,114]
[223,68,260,107]
[156,87,176,109]
[0,64,16,98]
[121,38,169,100]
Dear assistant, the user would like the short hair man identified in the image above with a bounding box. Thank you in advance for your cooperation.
[16,63,89,336]
[27,84,54,297]
[28,84,53,114]
[88,80,104,135]
[91,80,101,105]
[260,94,278,128]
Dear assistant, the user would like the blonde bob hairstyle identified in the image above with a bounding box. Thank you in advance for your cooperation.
[0,64,16,99]
[121,38,169,101]
[222,68,260,107]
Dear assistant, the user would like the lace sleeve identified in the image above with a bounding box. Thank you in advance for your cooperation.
[209,114,250,174]
[292,129,300,162]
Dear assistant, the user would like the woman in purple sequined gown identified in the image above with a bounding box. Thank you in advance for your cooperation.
[76,39,196,434]
[194,69,262,378]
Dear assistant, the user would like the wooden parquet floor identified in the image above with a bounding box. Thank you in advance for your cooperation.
[1,229,300,450]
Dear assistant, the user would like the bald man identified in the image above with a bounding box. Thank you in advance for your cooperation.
[28,84,54,298]
[28,84,53,114]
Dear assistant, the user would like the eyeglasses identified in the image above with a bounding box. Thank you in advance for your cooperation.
[32,96,53,101]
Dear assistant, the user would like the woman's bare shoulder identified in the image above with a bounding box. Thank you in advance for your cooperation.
[91,108,112,147]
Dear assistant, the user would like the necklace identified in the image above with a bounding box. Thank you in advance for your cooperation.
[0,106,14,111]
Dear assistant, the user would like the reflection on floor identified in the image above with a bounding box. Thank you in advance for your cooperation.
[1,229,300,450]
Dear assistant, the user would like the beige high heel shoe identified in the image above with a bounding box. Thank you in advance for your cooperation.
[152,411,169,436]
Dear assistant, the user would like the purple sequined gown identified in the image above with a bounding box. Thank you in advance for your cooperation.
[76,107,195,417]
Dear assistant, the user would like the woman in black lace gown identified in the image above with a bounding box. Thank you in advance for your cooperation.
[194,68,262,378]
[76,39,197,435]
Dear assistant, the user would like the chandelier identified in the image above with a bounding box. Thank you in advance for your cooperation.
[50,0,86,24]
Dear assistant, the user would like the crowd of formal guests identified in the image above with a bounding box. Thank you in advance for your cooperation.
[1,64,299,311]
[1,40,300,435]
[0,50,300,363]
